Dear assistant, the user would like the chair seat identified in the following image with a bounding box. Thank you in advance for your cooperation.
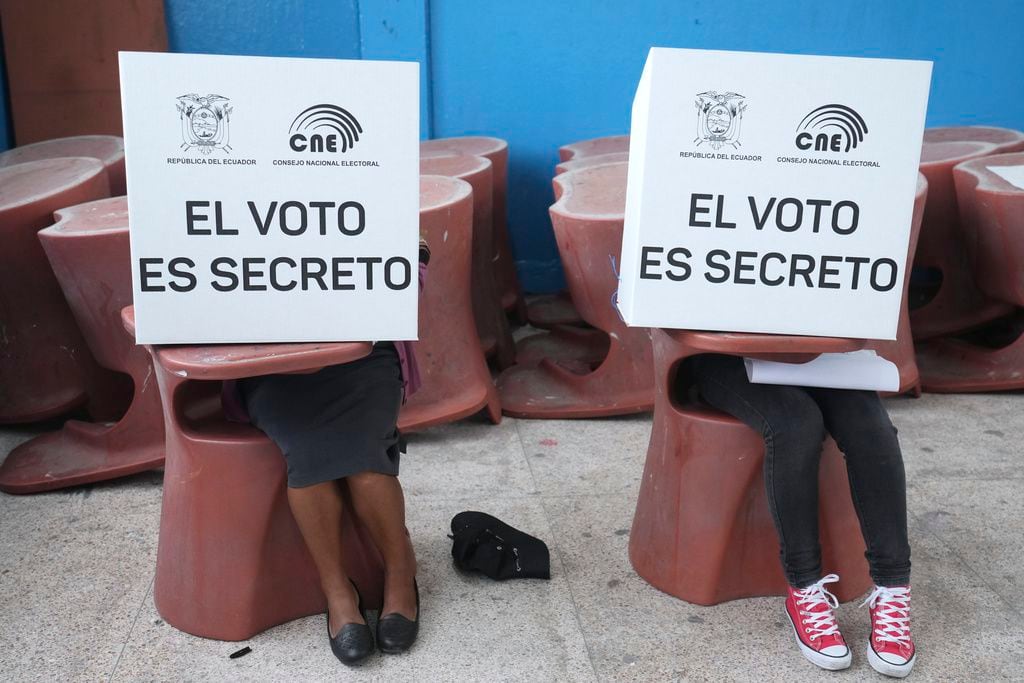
[0,158,112,424]
[558,134,630,162]
[0,197,165,495]
[127,305,386,641]
[555,151,629,176]
[922,125,1024,154]
[498,161,654,418]
[420,136,523,320]
[399,176,501,430]
[420,153,515,368]
[916,152,1024,392]
[911,140,1012,340]
[0,135,126,195]
[629,328,872,605]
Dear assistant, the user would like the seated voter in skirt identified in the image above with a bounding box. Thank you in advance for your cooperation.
[222,239,430,667]
[691,355,915,678]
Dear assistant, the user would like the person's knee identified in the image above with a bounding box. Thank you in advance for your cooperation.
[836,391,895,431]
[346,470,397,492]
[830,392,902,456]
[763,395,826,456]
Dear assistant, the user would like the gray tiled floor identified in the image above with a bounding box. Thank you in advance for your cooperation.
[1,392,1022,681]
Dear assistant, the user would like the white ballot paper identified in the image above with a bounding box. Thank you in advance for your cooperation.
[744,350,899,392]
[988,165,1024,191]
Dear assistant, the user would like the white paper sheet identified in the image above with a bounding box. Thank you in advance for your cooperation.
[744,350,900,392]
[988,165,1024,191]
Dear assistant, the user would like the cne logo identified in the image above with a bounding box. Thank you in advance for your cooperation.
[795,104,868,153]
[288,104,362,153]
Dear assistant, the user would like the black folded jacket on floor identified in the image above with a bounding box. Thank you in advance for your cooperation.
[449,511,551,580]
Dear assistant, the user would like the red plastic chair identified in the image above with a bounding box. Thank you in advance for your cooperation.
[498,161,654,418]
[629,329,872,605]
[121,306,384,641]
[0,135,126,195]
[420,153,515,368]
[523,293,585,329]
[522,155,631,331]
[909,141,1012,340]
[916,153,1024,391]
[0,158,114,424]
[922,125,1024,154]
[862,173,929,397]
[399,176,501,430]
[420,136,525,322]
[514,324,610,368]
[0,197,164,493]
[525,140,630,331]
[558,134,630,162]
[554,151,629,176]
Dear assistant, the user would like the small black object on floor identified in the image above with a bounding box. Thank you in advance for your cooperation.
[449,511,551,580]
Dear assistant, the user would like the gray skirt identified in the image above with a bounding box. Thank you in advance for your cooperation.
[239,342,404,488]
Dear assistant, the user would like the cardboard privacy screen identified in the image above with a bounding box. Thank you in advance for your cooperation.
[119,52,419,344]
[618,47,932,339]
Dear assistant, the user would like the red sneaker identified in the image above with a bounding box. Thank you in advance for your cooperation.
[863,585,916,678]
[785,574,852,671]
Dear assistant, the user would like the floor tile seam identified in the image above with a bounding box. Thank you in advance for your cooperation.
[908,474,1024,481]
[513,419,601,682]
[909,509,1024,622]
[406,490,636,505]
[108,574,155,682]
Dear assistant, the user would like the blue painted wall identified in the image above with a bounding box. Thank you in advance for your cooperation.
[164,0,431,144]
[165,0,361,59]
[429,0,1024,292]
[154,0,1024,292]
[358,0,431,136]
[0,29,10,151]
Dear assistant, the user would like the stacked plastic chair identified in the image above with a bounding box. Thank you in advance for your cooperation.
[419,136,525,322]
[910,134,1022,340]
[861,174,929,396]
[908,126,1024,391]
[916,153,1024,391]
[527,135,631,330]
[0,197,164,493]
[498,161,654,418]
[557,134,630,163]
[554,151,629,176]
[630,330,871,605]
[0,158,114,424]
[122,307,384,641]
[399,176,501,430]
[0,135,126,195]
[420,152,515,368]
[922,125,1024,154]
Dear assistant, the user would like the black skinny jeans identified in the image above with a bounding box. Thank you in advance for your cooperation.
[690,354,911,589]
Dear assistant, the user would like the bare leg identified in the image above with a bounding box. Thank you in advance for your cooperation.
[346,472,418,618]
[287,481,364,637]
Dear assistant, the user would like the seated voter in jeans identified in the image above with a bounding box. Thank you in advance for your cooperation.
[691,355,915,678]
[223,239,430,667]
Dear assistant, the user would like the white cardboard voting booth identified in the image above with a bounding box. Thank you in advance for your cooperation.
[619,47,932,340]
[119,52,419,344]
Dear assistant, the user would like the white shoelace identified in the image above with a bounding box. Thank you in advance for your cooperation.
[862,585,911,646]
[795,573,842,641]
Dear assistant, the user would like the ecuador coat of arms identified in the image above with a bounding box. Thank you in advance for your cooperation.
[694,91,746,150]
[177,93,232,154]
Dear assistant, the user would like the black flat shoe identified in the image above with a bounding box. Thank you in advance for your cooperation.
[328,580,374,666]
[377,579,420,654]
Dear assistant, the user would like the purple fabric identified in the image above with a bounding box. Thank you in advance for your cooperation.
[221,261,426,424]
